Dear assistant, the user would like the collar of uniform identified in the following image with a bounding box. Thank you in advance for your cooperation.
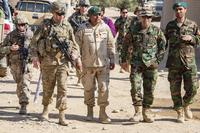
[175,18,189,26]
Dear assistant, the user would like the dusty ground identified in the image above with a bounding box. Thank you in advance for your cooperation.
[0,7,200,133]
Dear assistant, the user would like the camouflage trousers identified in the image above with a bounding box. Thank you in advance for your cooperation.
[130,65,158,108]
[41,64,68,111]
[10,63,32,105]
[0,67,7,77]
[168,66,199,110]
[82,66,110,107]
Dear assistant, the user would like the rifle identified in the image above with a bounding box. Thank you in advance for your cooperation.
[51,32,76,67]
[69,16,86,33]
[33,72,42,103]
[16,34,29,74]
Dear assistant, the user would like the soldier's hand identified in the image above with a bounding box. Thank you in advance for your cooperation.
[32,57,40,69]
[10,43,19,51]
[120,62,128,72]
[181,35,192,42]
[110,63,115,70]
[76,58,82,72]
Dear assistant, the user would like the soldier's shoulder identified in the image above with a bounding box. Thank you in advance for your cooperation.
[166,20,176,28]
[185,18,198,27]
[115,17,122,23]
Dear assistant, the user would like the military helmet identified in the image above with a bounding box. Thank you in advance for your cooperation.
[50,1,66,13]
[138,5,154,17]
[14,14,29,24]
[79,0,90,7]
[88,6,101,16]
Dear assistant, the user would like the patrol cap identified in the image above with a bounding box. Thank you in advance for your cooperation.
[173,2,187,10]
[50,1,66,14]
[15,14,29,24]
[79,0,90,7]
[88,6,101,16]
[138,5,154,17]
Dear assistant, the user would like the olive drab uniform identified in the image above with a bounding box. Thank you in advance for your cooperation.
[75,19,115,109]
[0,25,33,112]
[30,18,80,111]
[114,16,133,64]
[165,18,200,110]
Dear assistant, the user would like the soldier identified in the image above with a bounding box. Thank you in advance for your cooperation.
[68,0,90,33]
[121,5,166,123]
[165,2,200,123]
[114,6,133,73]
[0,14,33,114]
[30,1,82,126]
[75,6,115,124]
[68,0,90,85]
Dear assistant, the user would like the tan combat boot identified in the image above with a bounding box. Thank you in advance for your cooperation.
[58,110,68,126]
[86,106,93,121]
[176,108,185,123]
[129,106,142,122]
[184,105,193,119]
[41,106,49,121]
[142,108,154,123]
[19,103,27,115]
[99,106,111,124]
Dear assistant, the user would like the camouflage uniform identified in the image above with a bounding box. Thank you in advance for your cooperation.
[68,0,89,33]
[122,6,166,122]
[165,18,200,110]
[0,15,33,114]
[75,6,115,123]
[30,1,81,125]
[114,16,133,64]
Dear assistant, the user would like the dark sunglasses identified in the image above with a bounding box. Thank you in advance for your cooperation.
[142,16,152,19]
[56,12,65,16]
[122,11,128,14]
[17,23,26,27]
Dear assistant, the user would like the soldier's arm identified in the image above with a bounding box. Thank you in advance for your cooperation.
[106,26,115,67]
[0,33,13,55]
[157,28,167,64]
[190,24,200,46]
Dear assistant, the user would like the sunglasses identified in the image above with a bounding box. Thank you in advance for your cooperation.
[122,12,128,14]
[56,12,65,16]
[17,24,26,27]
[141,16,152,19]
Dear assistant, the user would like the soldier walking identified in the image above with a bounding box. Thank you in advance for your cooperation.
[114,6,133,73]
[121,5,166,123]
[75,6,115,124]
[30,1,82,126]
[165,2,200,123]
[0,14,33,114]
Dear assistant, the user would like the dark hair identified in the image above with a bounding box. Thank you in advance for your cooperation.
[120,7,128,12]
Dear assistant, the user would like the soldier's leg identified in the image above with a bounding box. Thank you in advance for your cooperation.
[56,64,68,126]
[96,66,110,123]
[183,67,199,119]
[168,69,184,123]
[81,68,96,120]
[129,66,143,122]
[40,65,57,120]
[142,68,158,122]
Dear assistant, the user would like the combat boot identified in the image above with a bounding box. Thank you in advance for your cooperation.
[99,106,111,124]
[129,106,142,122]
[86,106,93,121]
[142,108,154,123]
[19,103,27,115]
[41,106,49,121]
[58,110,68,126]
[176,108,185,123]
[184,105,193,119]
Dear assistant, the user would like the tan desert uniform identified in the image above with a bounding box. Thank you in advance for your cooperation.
[76,19,115,107]
[30,1,81,125]
[0,15,33,114]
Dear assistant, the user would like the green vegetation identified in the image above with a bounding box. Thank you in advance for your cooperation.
[89,0,138,11]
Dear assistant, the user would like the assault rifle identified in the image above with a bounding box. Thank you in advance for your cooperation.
[51,32,76,67]
[16,34,28,73]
